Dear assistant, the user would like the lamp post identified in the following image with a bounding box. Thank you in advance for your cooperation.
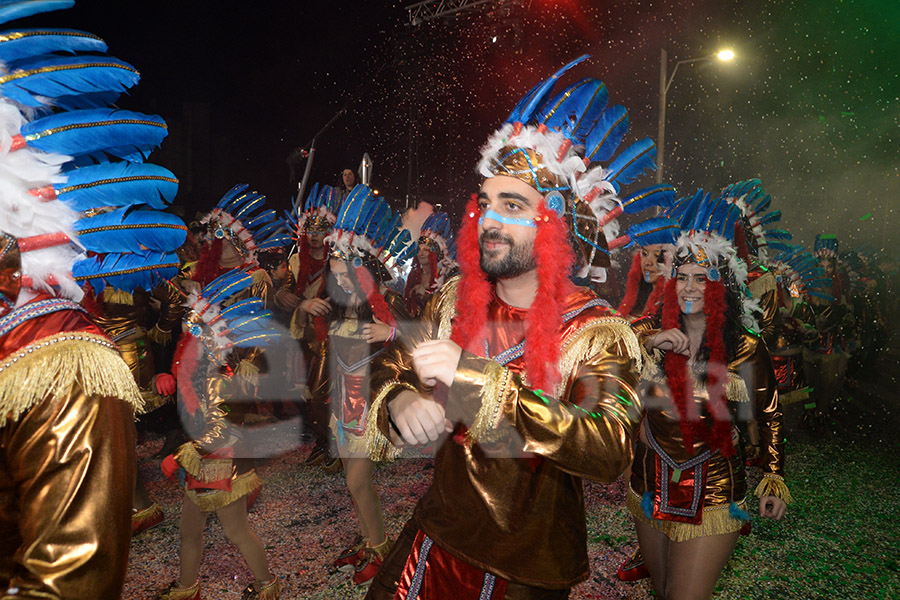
[657,48,735,183]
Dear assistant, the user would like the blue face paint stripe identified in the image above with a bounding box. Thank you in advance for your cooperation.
[478,209,536,228]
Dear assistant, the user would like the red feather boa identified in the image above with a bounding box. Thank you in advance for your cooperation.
[704,279,734,457]
[661,277,734,456]
[294,235,312,296]
[618,253,665,318]
[172,333,202,416]
[644,278,665,317]
[450,195,574,392]
[450,196,491,353]
[80,284,104,317]
[354,265,396,327]
[617,253,643,316]
[193,238,224,286]
[524,201,575,391]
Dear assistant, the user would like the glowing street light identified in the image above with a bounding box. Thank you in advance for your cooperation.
[717,49,735,61]
[657,47,737,183]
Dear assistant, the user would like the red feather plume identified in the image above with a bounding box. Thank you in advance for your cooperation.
[355,264,396,327]
[172,333,201,416]
[617,252,642,316]
[450,196,491,354]
[193,238,224,286]
[703,279,734,456]
[524,201,575,391]
[661,277,703,452]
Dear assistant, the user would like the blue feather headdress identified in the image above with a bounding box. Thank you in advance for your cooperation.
[477,54,667,282]
[419,211,456,262]
[665,187,763,330]
[813,234,838,259]
[182,268,279,364]
[326,184,415,283]
[720,179,791,264]
[0,0,183,302]
[290,182,341,235]
[771,246,834,302]
[202,184,293,263]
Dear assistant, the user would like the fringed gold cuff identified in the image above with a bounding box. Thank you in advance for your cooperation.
[147,324,173,345]
[626,487,747,542]
[236,359,260,386]
[755,473,793,504]
[364,381,414,462]
[0,332,144,426]
[103,287,134,305]
[174,442,203,478]
[467,361,512,445]
[185,470,262,512]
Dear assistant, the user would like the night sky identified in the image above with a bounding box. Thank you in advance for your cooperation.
[27,0,898,253]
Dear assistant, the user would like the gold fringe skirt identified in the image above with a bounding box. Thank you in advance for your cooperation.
[626,486,748,542]
[185,470,262,513]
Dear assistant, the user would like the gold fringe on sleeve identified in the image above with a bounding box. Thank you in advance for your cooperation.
[103,287,135,305]
[0,332,144,427]
[754,473,794,504]
[174,442,202,478]
[467,361,513,444]
[554,316,642,398]
[364,380,416,462]
[726,373,750,403]
[236,359,260,386]
[147,324,173,345]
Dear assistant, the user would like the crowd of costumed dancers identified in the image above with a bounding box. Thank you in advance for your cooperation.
[0,3,896,600]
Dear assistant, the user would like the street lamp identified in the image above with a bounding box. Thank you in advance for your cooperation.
[656,48,736,183]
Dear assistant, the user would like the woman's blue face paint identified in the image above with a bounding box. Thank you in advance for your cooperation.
[644,271,652,283]
[684,300,694,314]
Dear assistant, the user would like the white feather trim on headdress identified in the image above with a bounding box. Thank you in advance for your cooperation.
[674,231,760,331]
[0,98,83,303]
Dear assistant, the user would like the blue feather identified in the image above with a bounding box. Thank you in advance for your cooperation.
[20,108,167,159]
[1,55,139,108]
[74,208,187,253]
[626,217,680,247]
[505,54,589,124]
[0,28,106,62]
[201,269,248,301]
[56,162,178,211]
[756,210,782,226]
[604,138,657,190]
[233,331,279,349]
[228,312,273,335]
[766,229,792,241]
[257,234,292,250]
[207,272,253,306]
[72,251,179,294]
[537,78,608,142]
[0,0,73,26]
[219,298,264,320]
[641,492,654,519]
[215,184,249,210]
[729,502,750,522]
[231,193,266,221]
[619,184,676,214]
[50,90,128,110]
[584,104,629,162]
[244,208,277,230]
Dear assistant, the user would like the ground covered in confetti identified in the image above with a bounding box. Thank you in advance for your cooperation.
[125,349,900,600]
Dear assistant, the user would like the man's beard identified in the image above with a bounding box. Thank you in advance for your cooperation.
[479,231,536,279]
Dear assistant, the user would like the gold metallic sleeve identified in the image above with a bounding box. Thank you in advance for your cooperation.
[0,384,136,600]
[366,278,457,458]
[745,338,788,488]
[148,280,187,345]
[187,375,232,453]
[448,323,643,483]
